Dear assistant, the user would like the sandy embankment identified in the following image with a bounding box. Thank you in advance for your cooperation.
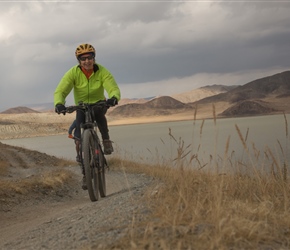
[0,102,229,140]
[0,112,192,140]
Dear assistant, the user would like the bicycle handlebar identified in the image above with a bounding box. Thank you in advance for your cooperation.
[61,101,111,114]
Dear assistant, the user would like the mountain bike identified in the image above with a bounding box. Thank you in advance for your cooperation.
[64,101,110,202]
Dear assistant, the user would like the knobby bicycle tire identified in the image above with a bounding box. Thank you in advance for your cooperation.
[95,141,106,197]
[83,129,99,202]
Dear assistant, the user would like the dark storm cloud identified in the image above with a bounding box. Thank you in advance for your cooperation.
[0,1,289,111]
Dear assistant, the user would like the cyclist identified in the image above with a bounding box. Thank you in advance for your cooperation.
[54,43,121,158]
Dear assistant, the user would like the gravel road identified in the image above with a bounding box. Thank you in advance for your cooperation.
[0,164,155,250]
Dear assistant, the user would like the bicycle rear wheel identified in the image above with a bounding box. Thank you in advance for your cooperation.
[96,143,106,197]
[83,129,99,202]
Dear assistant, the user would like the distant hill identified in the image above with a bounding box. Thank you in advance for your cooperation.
[110,72,290,118]
[195,71,290,104]
[145,96,188,109]
[193,71,290,117]
[220,100,278,117]
[3,74,289,118]
[109,84,236,117]
[171,84,238,103]
[109,96,192,117]
[1,106,40,114]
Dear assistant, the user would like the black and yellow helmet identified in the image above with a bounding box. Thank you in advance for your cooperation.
[75,43,96,58]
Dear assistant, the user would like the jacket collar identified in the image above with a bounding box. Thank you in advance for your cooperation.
[77,63,99,73]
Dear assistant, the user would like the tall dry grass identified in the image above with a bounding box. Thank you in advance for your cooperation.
[0,169,76,199]
[0,160,9,176]
[108,158,290,249]
[0,157,76,203]
[107,109,290,249]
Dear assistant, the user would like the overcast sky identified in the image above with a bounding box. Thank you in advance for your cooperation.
[0,1,289,111]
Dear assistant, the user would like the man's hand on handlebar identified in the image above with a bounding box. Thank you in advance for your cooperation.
[55,104,66,115]
[106,97,118,107]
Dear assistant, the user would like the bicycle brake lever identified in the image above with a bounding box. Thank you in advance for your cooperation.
[65,106,74,113]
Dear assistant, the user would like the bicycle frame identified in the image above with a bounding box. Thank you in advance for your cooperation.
[65,101,108,201]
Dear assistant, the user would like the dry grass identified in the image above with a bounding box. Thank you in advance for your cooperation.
[0,153,76,203]
[107,157,290,250]
[0,168,75,199]
[0,146,76,200]
[106,109,290,250]
[0,160,9,176]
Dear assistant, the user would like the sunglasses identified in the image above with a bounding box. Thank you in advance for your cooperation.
[79,55,94,61]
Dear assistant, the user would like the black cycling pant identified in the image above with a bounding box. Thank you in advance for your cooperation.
[74,105,109,141]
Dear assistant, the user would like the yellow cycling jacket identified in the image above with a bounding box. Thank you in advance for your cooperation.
[54,64,121,106]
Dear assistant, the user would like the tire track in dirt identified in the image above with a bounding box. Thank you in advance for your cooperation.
[0,168,154,250]
[0,142,70,180]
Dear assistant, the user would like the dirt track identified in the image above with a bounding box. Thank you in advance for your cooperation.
[0,143,155,250]
[1,170,153,250]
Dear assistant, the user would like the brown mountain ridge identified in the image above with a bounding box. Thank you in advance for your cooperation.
[196,71,290,104]
[110,70,290,118]
[2,71,290,118]
[109,96,192,117]
[1,106,40,114]
[193,70,290,117]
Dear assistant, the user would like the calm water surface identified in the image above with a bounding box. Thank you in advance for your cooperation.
[1,114,289,171]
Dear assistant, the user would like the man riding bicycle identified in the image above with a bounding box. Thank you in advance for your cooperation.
[54,43,121,158]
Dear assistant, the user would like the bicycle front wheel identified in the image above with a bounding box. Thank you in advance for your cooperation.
[96,142,106,197]
[83,129,99,202]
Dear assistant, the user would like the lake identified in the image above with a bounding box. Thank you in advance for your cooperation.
[1,114,289,174]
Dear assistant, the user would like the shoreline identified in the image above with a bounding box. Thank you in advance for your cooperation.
[0,112,288,141]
